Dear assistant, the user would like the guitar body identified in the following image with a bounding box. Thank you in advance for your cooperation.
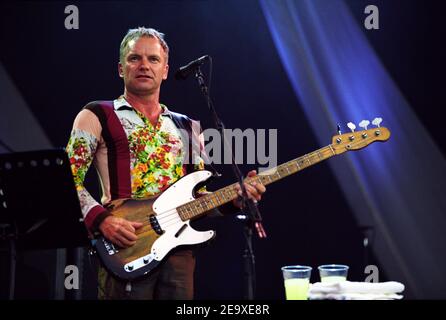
[94,170,216,280]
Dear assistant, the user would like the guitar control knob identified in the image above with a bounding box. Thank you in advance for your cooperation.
[127,264,134,271]
[143,257,149,264]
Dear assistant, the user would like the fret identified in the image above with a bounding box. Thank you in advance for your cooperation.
[189,203,195,215]
[181,205,187,219]
[223,190,230,202]
[292,161,299,172]
[213,193,221,205]
[222,189,230,202]
[309,153,318,163]
[182,206,188,219]
[187,203,195,218]
[194,202,202,213]
[177,206,183,218]
[296,160,301,170]
[199,202,205,213]
[225,188,233,200]
[328,144,336,156]
[201,199,209,210]
[282,166,289,176]
[185,208,192,219]
[304,155,311,165]
[217,194,223,205]
[226,188,233,200]
[182,204,190,218]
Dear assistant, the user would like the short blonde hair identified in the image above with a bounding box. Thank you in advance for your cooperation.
[119,27,169,63]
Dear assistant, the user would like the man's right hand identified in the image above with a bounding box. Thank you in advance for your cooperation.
[99,216,143,248]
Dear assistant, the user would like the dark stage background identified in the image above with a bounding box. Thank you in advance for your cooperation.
[0,0,444,299]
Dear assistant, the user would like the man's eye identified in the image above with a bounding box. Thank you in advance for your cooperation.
[130,56,139,61]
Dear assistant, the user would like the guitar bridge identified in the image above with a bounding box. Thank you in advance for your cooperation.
[149,214,163,235]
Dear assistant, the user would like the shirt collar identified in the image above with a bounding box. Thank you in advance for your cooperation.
[113,95,172,118]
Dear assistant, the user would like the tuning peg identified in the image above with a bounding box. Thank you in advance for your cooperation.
[337,124,342,135]
[347,122,356,132]
[372,117,383,127]
[359,120,370,130]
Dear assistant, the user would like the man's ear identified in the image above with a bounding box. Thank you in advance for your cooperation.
[118,62,124,78]
[162,64,169,80]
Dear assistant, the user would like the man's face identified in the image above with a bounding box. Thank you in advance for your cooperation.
[118,36,169,96]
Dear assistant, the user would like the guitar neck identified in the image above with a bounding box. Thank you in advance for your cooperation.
[176,144,338,221]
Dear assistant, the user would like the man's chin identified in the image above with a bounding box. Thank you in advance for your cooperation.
[128,86,157,96]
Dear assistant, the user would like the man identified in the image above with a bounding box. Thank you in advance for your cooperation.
[66,27,266,299]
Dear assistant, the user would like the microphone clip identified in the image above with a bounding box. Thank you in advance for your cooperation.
[174,55,210,80]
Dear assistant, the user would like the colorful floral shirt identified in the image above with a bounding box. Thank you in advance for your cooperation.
[66,96,205,232]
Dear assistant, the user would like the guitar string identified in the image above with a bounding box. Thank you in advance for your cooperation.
[129,134,376,235]
[131,151,331,233]
[132,145,337,233]
[149,145,328,224]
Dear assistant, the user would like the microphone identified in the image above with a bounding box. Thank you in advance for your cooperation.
[174,55,209,80]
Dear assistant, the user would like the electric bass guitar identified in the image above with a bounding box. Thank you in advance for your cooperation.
[94,120,390,280]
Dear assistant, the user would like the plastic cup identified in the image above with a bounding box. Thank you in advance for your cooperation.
[281,265,312,300]
[318,264,349,283]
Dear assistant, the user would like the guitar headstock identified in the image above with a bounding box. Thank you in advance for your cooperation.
[331,118,391,154]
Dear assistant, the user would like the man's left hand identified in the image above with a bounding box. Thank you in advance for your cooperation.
[233,170,266,209]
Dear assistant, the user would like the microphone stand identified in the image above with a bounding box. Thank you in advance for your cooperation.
[193,65,267,300]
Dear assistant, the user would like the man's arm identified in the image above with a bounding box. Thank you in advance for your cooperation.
[66,109,111,235]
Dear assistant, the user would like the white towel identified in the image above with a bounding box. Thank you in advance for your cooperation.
[309,292,403,300]
[308,281,405,300]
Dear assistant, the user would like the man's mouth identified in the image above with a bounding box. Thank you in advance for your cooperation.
[136,75,152,79]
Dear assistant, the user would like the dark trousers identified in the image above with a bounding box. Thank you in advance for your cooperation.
[98,249,195,300]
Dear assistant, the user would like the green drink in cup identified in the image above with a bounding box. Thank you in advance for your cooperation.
[281,265,312,300]
[318,264,349,283]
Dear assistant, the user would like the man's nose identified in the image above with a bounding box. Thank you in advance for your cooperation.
[139,57,150,70]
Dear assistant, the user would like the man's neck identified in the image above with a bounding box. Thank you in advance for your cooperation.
[124,90,162,121]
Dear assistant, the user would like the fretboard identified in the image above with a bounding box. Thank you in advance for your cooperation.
[176,144,337,221]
